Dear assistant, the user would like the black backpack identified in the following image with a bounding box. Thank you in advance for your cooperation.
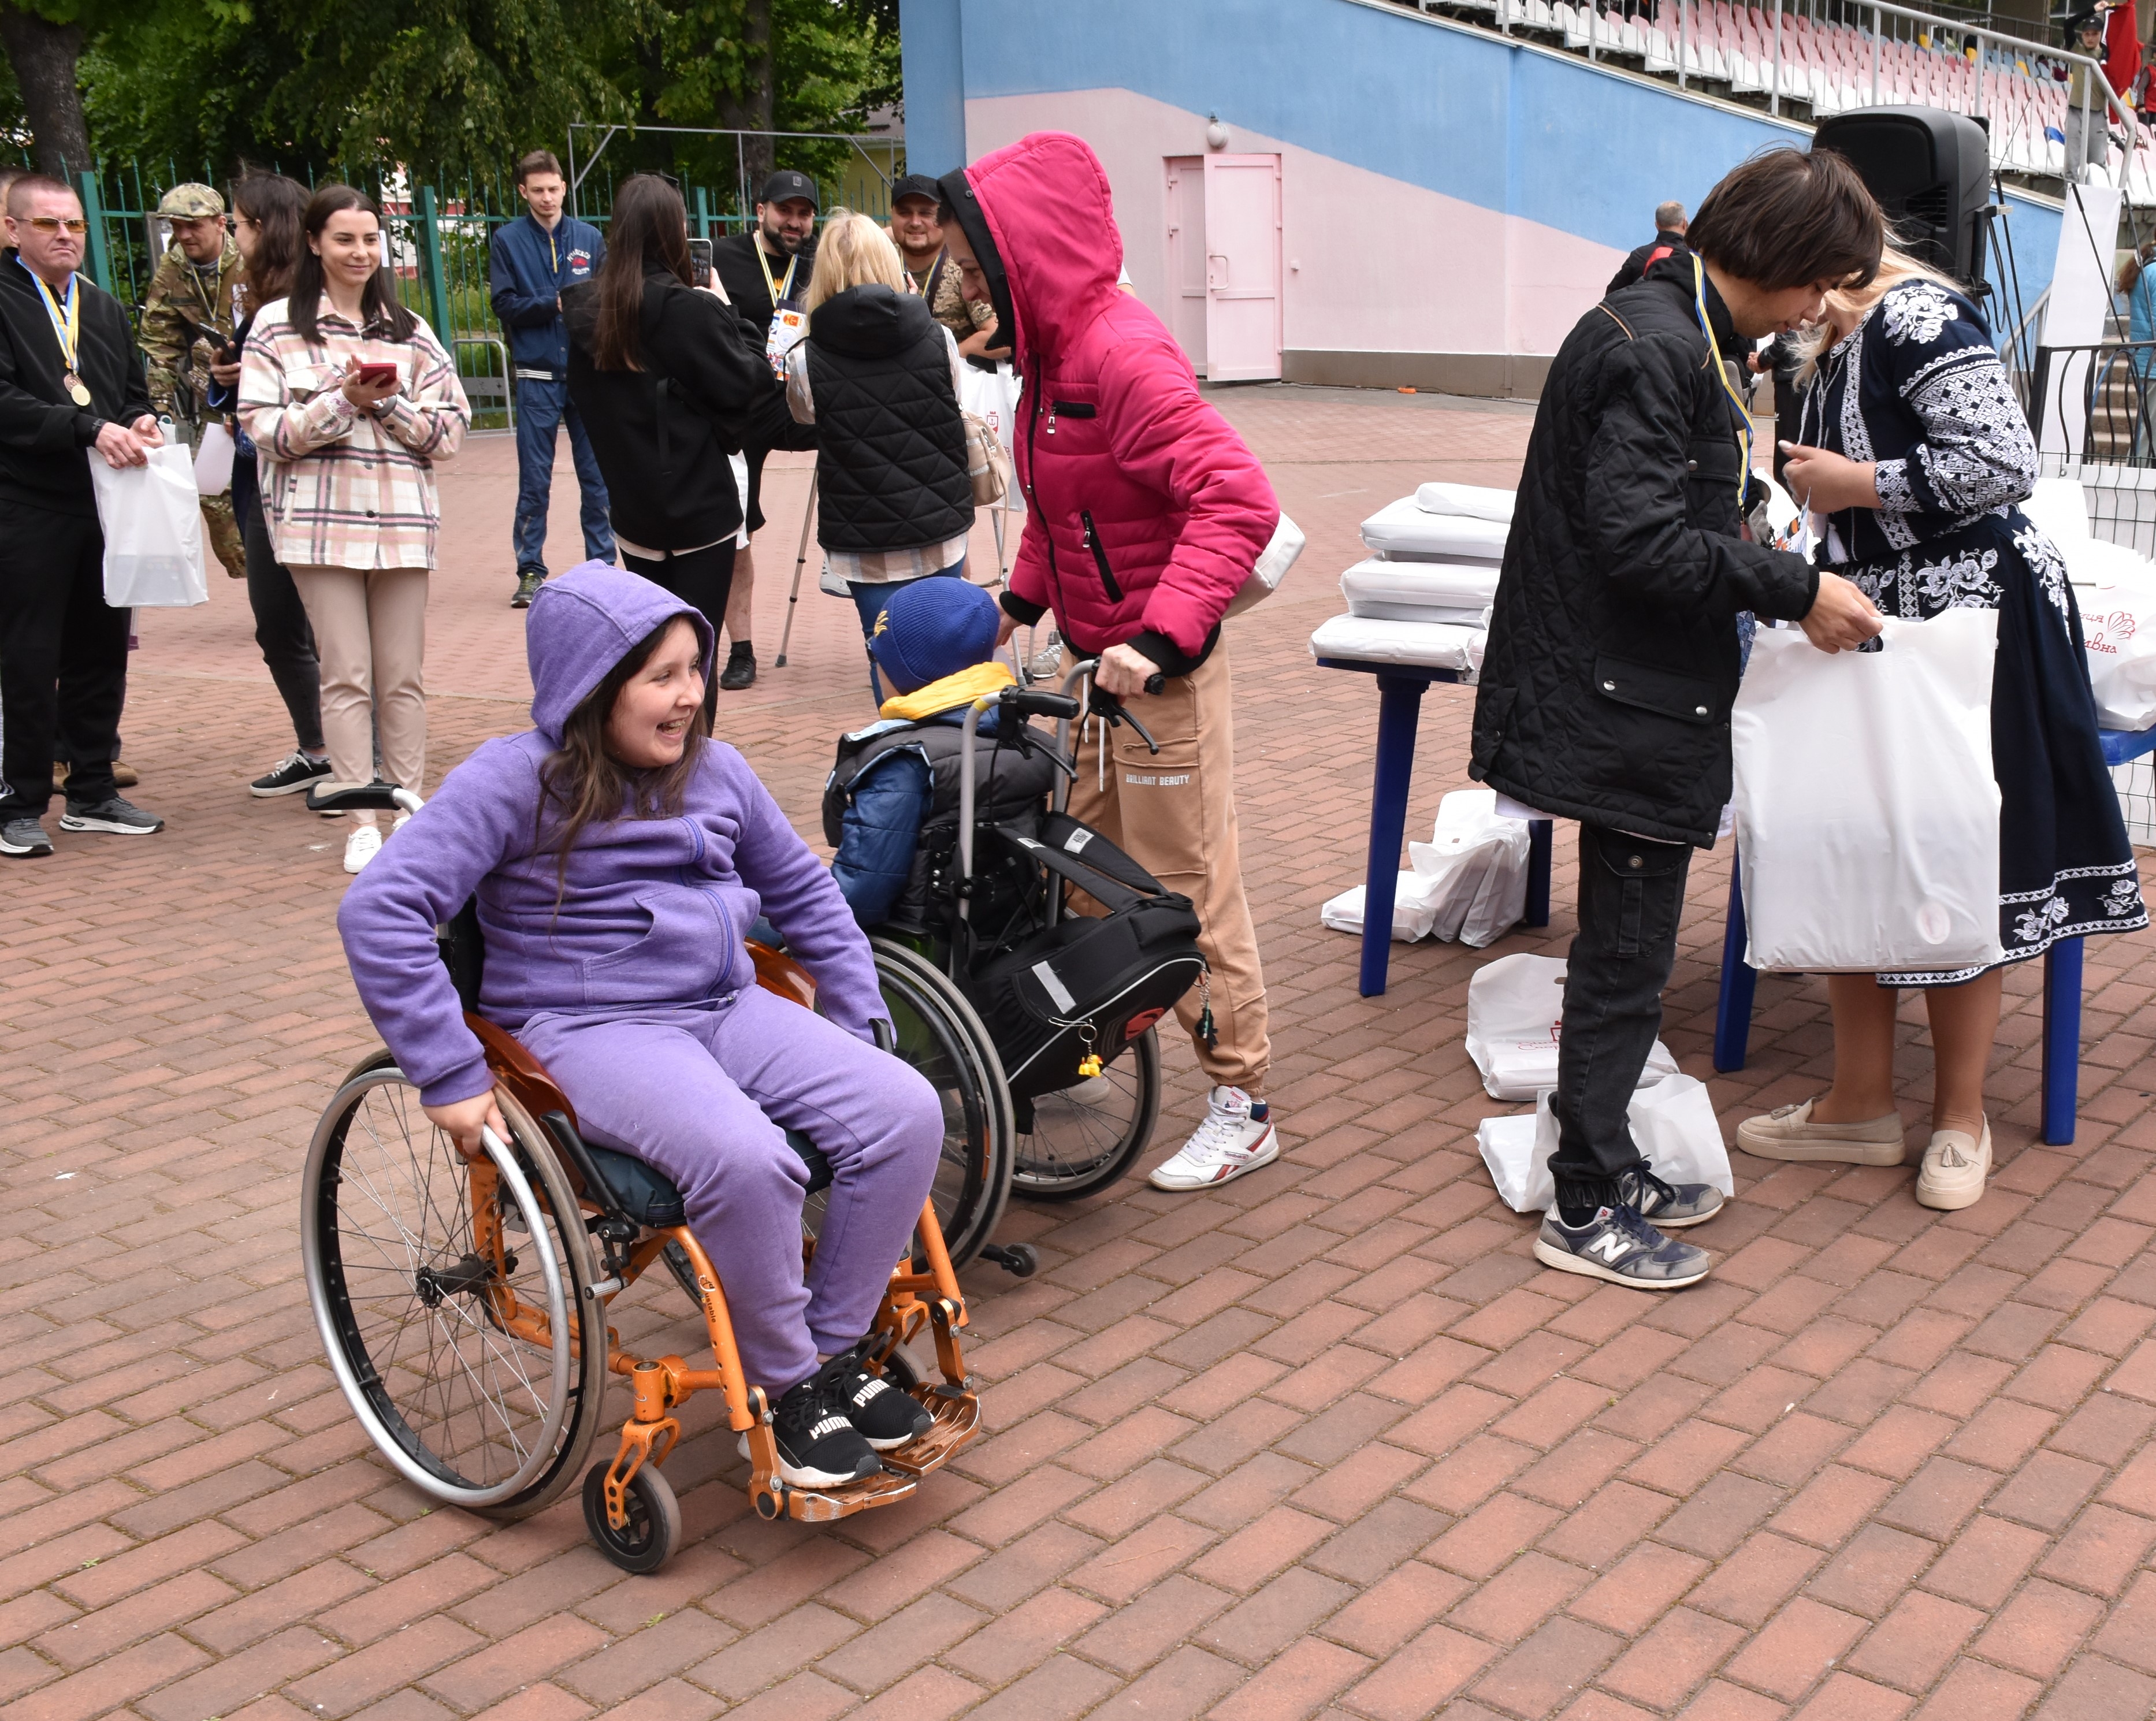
[960,811,1206,1099]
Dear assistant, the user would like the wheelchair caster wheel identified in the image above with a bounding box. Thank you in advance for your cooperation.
[582,1459,681,1574]
[980,1243,1039,1280]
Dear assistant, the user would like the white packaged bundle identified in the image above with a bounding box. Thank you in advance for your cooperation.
[1464,951,1678,1101]
[1341,556,1500,626]
[1321,789,1531,946]
[1309,615,1481,672]
[1359,497,1511,562]
[1414,481,1515,522]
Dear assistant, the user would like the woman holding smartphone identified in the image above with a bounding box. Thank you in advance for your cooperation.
[239,184,470,873]
[207,174,330,801]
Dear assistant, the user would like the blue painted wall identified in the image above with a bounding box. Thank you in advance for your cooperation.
[907,0,2060,330]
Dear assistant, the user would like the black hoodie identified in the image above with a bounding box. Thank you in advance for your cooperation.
[562,265,806,550]
[802,282,972,555]
[0,251,152,517]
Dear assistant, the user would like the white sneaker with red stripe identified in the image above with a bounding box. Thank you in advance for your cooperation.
[1148,1086,1279,1190]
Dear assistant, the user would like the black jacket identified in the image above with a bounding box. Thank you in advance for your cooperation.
[1470,253,1818,847]
[1607,231,1688,296]
[713,232,814,351]
[0,251,152,518]
[562,266,805,551]
[805,284,973,554]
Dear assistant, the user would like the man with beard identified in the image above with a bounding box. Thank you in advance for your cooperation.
[712,169,821,691]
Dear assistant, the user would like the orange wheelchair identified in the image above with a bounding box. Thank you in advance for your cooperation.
[302,797,985,1573]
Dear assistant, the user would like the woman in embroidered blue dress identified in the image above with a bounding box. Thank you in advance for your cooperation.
[1738,249,2146,1210]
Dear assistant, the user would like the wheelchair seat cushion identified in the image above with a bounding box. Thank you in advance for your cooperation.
[583,1129,832,1228]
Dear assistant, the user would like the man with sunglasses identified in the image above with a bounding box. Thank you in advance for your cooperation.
[0,174,168,857]
[140,183,246,581]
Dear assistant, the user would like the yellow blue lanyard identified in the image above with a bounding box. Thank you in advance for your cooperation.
[756,244,797,313]
[19,257,80,371]
[1692,256,1754,500]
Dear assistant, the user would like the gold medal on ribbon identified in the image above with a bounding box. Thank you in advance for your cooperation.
[65,371,91,407]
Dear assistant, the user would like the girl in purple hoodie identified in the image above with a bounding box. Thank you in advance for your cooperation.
[337,562,943,1489]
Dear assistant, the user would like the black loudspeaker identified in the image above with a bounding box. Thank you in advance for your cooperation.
[1815,107,1993,291]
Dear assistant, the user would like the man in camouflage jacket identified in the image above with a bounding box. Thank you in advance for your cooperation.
[138,183,244,578]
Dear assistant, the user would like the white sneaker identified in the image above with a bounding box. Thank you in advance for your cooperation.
[343,823,383,873]
[1147,1086,1280,1191]
[390,811,412,836]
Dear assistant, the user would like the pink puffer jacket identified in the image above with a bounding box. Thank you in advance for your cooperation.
[963,133,1279,667]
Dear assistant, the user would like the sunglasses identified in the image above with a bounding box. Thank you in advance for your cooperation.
[22,216,88,235]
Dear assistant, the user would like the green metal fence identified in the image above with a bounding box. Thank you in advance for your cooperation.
[8,150,888,431]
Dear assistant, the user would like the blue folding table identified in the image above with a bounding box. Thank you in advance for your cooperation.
[1315,651,1553,996]
[1712,724,2156,1146]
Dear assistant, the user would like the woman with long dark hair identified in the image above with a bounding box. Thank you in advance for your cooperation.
[563,173,797,657]
[207,173,329,798]
[239,184,469,873]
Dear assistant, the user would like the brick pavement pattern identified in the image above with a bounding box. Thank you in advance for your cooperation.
[6,388,2156,1721]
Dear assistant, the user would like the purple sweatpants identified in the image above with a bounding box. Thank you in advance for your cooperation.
[519,986,943,1391]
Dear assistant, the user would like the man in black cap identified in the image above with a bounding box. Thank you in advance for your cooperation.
[711,169,822,690]
[887,172,1000,356]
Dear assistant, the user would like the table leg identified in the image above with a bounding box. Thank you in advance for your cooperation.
[1525,819,1552,928]
[2042,937,2083,1146]
[1713,860,1758,1073]
[1359,674,1428,998]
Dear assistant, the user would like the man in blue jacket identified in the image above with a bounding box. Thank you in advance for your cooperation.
[490,150,612,608]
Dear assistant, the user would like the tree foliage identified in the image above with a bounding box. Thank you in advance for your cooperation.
[16,0,899,200]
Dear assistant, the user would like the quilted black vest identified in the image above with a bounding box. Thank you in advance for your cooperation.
[805,284,974,554]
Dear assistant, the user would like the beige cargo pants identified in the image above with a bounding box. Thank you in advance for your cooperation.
[1065,635,1272,1094]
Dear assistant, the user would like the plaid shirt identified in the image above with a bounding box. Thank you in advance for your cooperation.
[239,296,469,569]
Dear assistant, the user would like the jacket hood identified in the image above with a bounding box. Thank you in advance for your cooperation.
[525,561,715,742]
[948,132,1122,367]
[808,282,935,358]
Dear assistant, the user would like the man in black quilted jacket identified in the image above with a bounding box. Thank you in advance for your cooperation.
[1471,148,1885,1291]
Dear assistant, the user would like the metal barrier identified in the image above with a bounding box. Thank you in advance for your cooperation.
[2028,341,2156,466]
[454,336,516,433]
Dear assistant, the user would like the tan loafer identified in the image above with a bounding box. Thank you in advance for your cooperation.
[1736,1098,1908,1165]
[1916,1120,1990,1210]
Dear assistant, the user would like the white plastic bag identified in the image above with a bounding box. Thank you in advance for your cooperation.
[193,422,235,496]
[1478,1073,1733,1214]
[1734,612,2002,973]
[2079,571,2156,730]
[1320,790,1529,946]
[1464,952,1678,1101]
[88,443,208,608]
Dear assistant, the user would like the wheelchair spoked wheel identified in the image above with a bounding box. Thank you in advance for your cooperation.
[1010,1027,1163,1202]
[303,1066,607,1518]
[864,936,1014,1267]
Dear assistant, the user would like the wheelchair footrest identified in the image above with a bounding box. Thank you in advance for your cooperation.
[785,1465,923,1522]
[882,1385,981,1478]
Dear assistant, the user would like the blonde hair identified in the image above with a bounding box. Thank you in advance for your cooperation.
[805,209,907,312]
[1793,244,1961,389]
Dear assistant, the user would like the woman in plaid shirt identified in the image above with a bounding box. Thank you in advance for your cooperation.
[240,184,470,874]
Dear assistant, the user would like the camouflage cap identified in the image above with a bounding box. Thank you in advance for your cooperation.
[157,183,226,220]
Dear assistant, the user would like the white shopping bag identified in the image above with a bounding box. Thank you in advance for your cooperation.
[88,443,208,608]
[1476,1112,1543,1212]
[1320,790,1529,947]
[1734,612,2002,972]
[1321,873,1445,942]
[193,422,235,496]
[1464,952,1678,1101]
[1478,1074,1734,1214]
[2055,532,2156,730]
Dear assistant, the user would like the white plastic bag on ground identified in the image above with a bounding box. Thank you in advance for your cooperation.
[1479,1073,1734,1214]
[1320,790,1530,946]
[1734,611,2002,972]
[1464,952,1678,1101]
[1321,873,1445,942]
[89,443,207,608]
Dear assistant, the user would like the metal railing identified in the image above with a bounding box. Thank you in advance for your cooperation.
[2028,340,2156,466]
[1409,0,2147,199]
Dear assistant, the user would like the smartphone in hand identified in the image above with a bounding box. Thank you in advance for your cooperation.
[687,239,713,288]
[354,362,399,388]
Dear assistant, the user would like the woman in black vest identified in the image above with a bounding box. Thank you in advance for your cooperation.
[783,211,975,698]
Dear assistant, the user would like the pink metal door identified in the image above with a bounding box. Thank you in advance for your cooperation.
[1200,154,1282,382]
[1163,157,1209,374]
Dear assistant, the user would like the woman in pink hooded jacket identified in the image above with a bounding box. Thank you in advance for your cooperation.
[935,133,1285,1192]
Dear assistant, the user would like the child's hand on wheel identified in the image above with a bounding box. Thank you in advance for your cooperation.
[424,1092,509,1162]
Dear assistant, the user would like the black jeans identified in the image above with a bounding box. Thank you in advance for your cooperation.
[1551,823,1694,1200]
[0,501,129,816]
[622,541,738,716]
[234,455,325,754]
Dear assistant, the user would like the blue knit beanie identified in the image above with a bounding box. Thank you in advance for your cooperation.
[869,577,1001,693]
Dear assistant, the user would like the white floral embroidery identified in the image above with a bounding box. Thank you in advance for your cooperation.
[2107,877,2143,917]
[2014,895,2071,944]
[1912,548,2003,610]
[1882,280,1960,348]
[2012,525,2073,622]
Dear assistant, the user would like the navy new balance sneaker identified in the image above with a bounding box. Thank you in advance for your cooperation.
[1534,1203,1711,1289]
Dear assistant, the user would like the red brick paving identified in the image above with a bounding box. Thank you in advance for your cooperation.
[5,384,2156,1719]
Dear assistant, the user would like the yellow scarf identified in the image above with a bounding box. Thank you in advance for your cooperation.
[878,660,1015,722]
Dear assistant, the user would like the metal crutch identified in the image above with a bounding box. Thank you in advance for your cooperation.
[773,471,818,669]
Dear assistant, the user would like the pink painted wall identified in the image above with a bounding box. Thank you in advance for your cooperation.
[964,87,1627,359]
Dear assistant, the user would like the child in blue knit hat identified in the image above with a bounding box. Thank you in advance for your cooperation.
[824,578,1060,929]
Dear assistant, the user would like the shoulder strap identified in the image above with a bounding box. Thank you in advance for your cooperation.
[990,824,1151,912]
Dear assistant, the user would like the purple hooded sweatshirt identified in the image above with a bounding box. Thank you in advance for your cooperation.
[337,562,886,1108]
